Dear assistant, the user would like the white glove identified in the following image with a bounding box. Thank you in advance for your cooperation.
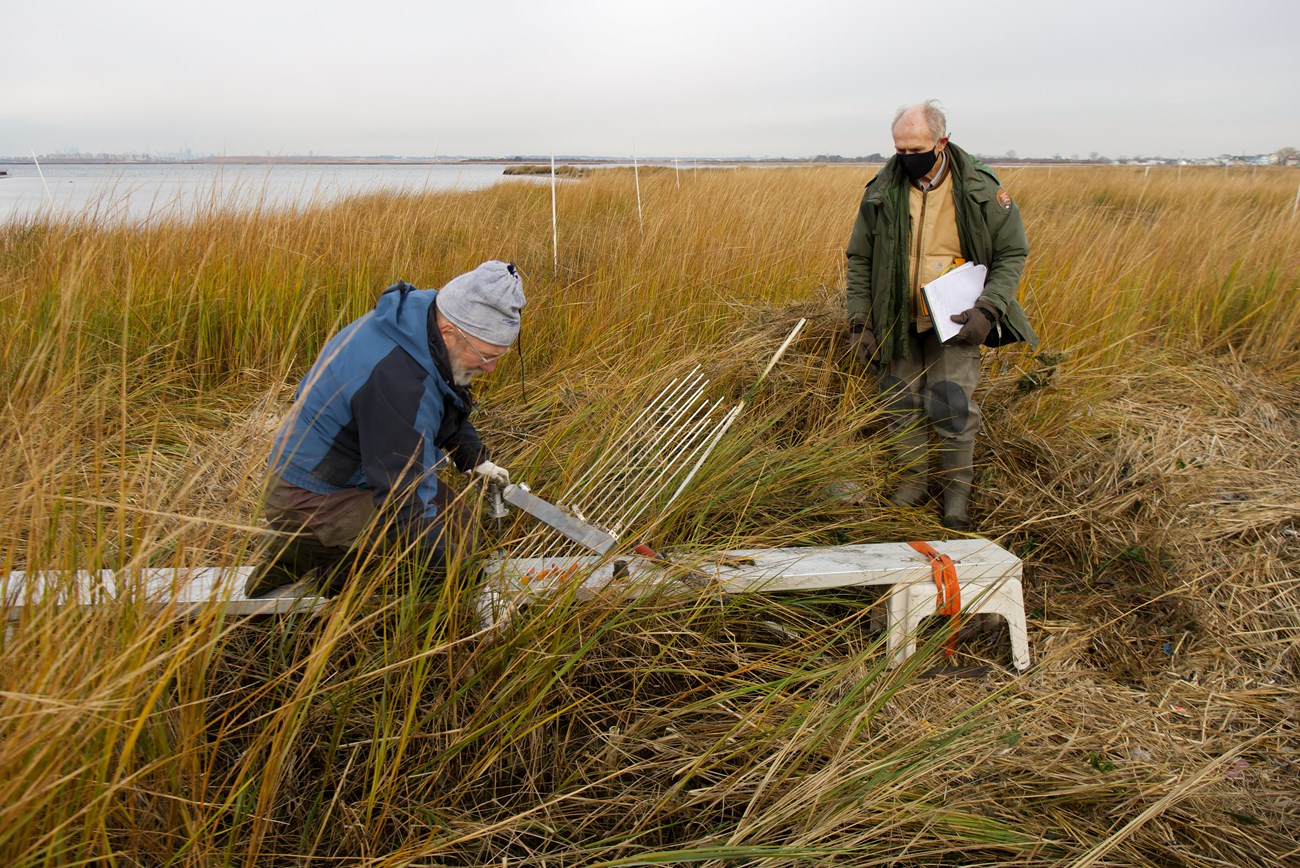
[473,461,510,487]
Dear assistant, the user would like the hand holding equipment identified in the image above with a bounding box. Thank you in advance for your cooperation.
[473,461,511,487]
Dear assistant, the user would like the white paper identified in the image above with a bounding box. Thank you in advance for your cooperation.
[922,262,988,343]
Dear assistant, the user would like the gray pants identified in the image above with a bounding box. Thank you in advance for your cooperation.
[878,327,981,517]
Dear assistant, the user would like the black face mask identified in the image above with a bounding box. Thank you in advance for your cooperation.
[899,149,938,180]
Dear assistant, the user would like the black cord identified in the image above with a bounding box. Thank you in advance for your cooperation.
[517,322,528,403]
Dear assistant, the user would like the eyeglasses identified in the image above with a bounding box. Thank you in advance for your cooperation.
[447,319,509,366]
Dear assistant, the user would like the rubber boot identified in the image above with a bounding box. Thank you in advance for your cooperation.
[939,441,975,531]
[889,424,931,507]
[891,475,928,508]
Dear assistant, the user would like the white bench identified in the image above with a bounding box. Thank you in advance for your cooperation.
[4,539,1029,671]
[483,538,1030,671]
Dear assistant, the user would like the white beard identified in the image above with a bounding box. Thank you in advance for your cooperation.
[451,361,480,388]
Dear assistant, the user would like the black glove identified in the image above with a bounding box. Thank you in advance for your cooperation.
[948,300,999,346]
[848,323,878,368]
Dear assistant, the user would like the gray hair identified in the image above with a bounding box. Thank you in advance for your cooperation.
[892,100,948,143]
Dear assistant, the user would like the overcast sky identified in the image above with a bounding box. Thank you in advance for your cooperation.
[4,0,1295,160]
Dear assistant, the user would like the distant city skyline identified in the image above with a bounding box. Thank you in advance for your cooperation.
[4,1,1296,162]
[9,147,1288,165]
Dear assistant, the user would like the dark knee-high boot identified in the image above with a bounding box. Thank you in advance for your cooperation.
[890,422,931,507]
[939,441,975,531]
[881,374,930,508]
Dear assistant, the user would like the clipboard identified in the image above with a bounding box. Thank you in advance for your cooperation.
[922,262,987,343]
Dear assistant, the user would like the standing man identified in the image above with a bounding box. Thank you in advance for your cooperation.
[846,101,1037,530]
[246,260,525,598]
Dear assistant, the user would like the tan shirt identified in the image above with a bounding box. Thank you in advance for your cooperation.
[907,160,963,332]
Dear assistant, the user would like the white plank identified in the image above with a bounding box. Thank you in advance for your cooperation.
[709,539,1020,593]
[3,567,327,620]
[487,539,1020,598]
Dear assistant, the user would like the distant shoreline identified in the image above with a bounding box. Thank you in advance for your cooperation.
[0,156,862,167]
[3,155,1285,170]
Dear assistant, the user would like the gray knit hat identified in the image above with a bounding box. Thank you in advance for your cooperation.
[436,260,525,346]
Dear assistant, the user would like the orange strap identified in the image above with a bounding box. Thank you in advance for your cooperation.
[908,541,961,659]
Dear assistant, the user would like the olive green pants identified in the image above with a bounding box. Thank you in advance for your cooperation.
[878,326,981,522]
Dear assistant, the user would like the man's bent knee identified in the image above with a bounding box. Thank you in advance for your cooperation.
[924,379,972,437]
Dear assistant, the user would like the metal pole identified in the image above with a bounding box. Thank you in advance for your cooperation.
[562,372,708,502]
[566,391,711,524]
[503,320,805,560]
[657,318,806,515]
[614,405,733,536]
[655,404,742,521]
[585,397,724,534]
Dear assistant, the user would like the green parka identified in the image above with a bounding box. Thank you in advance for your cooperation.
[845,142,1038,365]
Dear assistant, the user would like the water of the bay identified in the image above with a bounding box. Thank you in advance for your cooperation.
[0,161,541,224]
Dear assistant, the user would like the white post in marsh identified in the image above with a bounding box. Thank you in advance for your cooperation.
[1292,182,1299,218]
[550,153,558,275]
[633,143,643,233]
[674,155,680,188]
[31,150,53,205]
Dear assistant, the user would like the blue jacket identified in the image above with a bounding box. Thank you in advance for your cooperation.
[269,281,489,531]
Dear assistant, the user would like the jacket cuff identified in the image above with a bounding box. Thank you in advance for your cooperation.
[974,299,1001,322]
[451,446,490,474]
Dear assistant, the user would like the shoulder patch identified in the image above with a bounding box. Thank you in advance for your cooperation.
[995,187,1013,211]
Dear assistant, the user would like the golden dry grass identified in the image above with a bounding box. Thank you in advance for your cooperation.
[0,164,1297,865]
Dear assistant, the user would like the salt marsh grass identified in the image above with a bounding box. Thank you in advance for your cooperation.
[0,164,1297,864]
